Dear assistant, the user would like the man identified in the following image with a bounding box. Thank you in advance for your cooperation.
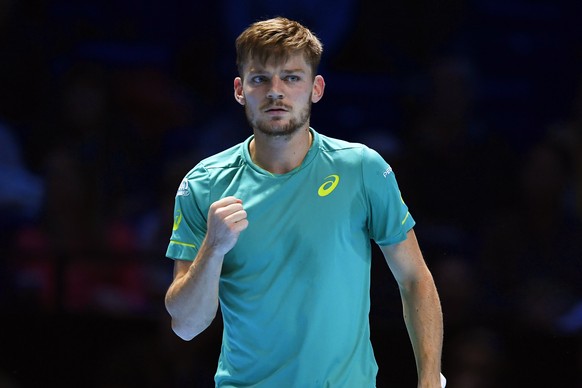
[165,17,444,387]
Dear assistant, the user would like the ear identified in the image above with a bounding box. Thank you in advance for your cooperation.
[311,75,325,103]
[234,77,245,105]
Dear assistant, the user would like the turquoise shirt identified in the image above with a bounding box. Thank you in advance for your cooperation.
[166,129,415,387]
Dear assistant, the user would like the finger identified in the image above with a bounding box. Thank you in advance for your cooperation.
[224,209,247,224]
[214,196,243,208]
[230,218,249,233]
[216,202,245,219]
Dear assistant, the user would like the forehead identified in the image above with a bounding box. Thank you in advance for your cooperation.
[244,52,312,75]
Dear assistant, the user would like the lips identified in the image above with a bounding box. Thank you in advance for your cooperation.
[262,103,290,112]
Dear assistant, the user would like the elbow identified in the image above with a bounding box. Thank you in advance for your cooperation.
[171,319,199,341]
[164,291,218,340]
[398,269,437,295]
[168,310,217,341]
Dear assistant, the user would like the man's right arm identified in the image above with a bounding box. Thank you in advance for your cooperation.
[164,196,248,340]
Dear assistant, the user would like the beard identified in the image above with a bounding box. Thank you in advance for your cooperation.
[246,100,312,138]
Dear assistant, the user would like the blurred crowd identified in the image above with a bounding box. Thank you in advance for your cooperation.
[1,1,581,387]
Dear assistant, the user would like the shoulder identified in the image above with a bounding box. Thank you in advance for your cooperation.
[317,132,387,168]
[184,143,246,181]
[318,133,367,154]
[198,143,246,171]
[317,133,365,166]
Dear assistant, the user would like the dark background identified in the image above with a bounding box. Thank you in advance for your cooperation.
[1,1,581,387]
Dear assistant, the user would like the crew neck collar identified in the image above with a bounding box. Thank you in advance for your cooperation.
[242,128,320,177]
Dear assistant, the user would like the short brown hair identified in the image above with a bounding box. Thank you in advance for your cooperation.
[235,17,323,78]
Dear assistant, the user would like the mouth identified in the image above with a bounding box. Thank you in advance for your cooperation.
[265,109,287,116]
[263,104,290,113]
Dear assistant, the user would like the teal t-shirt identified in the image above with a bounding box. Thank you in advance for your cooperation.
[166,128,415,387]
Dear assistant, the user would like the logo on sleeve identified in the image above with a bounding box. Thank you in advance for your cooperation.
[177,179,190,196]
[173,210,183,231]
[318,174,340,197]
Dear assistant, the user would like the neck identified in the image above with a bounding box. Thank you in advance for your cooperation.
[249,128,313,174]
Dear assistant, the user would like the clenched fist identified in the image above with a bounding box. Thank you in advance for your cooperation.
[204,196,249,256]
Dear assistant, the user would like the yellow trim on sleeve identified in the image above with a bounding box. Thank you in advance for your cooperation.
[170,240,197,248]
[401,212,410,225]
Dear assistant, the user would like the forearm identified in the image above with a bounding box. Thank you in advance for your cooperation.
[165,240,224,340]
[400,270,444,388]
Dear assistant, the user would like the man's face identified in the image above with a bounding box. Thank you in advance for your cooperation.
[234,53,324,137]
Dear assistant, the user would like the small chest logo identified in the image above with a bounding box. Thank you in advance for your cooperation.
[318,174,340,197]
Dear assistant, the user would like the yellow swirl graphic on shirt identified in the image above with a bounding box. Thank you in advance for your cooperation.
[173,210,183,231]
[318,174,340,197]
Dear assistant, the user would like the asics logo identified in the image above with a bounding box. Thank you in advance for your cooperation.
[173,210,183,231]
[318,174,340,197]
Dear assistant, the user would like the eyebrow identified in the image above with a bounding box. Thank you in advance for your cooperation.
[247,67,306,75]
[281,68,306,74]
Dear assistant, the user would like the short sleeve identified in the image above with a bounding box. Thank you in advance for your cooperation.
[165,165,210,261]
[362,147,415,246]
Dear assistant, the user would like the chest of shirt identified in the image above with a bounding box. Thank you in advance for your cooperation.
[211,162,370,277]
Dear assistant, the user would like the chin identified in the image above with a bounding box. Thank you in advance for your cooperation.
[260,125,303,137]
[253,119,303,137]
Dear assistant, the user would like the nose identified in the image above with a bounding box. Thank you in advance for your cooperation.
[267,77,284,100]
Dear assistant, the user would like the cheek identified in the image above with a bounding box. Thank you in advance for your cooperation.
[299,92,314,106]
[243,102,254,116]
[241,90,261,105]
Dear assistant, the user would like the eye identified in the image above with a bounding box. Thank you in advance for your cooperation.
[250,75,267,84]
[285,75,300,82]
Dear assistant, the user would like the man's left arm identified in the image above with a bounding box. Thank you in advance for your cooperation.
[380,228,444,388]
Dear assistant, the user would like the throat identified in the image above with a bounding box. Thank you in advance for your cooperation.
[250,130,313,174]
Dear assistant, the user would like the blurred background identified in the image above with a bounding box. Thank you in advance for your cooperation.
[1,0,581,387]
